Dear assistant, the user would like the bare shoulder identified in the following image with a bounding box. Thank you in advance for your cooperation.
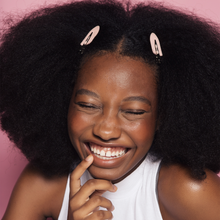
[2,163,68,220]
[158,163,220,220]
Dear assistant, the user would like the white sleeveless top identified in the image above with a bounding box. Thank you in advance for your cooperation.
[58,155,163,220]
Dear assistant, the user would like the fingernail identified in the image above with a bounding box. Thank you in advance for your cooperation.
[85,154,93,162]
[112,185,117,191]
[110,205,115,211]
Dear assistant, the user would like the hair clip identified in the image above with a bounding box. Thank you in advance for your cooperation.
[79,26,100,54]
[150,33,163,64]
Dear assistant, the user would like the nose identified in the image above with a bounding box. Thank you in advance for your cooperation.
[93,111,121,141]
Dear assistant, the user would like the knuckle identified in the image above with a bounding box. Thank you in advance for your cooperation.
[96,210,105,219]
[93,195,102,204]
[87,179,97,187]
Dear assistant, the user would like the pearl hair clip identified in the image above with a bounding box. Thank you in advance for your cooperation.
[150,33,163,64]
[79,25,100,54]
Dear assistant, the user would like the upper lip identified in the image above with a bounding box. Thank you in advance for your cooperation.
[84,140,133,149]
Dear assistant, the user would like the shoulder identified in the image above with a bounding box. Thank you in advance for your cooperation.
[158,163,220,220]
[2,163,68,220]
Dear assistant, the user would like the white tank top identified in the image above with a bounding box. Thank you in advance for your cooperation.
[58,155,163,220]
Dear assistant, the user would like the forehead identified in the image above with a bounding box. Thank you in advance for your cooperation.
[76,53,157,95]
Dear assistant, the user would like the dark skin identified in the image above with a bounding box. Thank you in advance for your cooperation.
[3,53,220,220]
[67,53,158,183]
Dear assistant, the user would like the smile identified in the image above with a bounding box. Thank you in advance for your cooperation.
[88,142,128,160]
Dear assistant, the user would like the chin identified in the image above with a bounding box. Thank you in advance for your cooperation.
[88,165,127,182]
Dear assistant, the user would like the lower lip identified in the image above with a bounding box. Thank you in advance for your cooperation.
[84,143,131,168]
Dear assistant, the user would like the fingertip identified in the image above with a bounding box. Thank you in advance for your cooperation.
[108,205,115,212]
[113,185,117,191]
[109,184,117,192]
[85,154,93,162]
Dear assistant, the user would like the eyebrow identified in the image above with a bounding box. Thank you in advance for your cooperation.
[123,96,151,105]
[75,89,100,99]
[75,89,151,105]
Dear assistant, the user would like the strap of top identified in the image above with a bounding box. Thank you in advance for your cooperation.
[58,175,70,220]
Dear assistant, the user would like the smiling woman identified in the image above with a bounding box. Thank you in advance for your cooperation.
[1,0,220,219]
[68,53,157,182]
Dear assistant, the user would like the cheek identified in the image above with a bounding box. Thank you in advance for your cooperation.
[68,110,93,143]
[68,110,90,158]
[126,117,156,148]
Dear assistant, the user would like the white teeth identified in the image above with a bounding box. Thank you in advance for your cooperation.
[100,150,105,156]
[89,144,127,160]
[96,154,107,159]
[106,151,111,157]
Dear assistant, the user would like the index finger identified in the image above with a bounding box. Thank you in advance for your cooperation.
[70,154,93,197]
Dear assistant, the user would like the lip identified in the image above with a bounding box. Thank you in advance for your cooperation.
[84,141,133,168]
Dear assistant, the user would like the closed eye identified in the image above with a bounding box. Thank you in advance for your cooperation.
[124,110,146,115]
[76,102,99,109]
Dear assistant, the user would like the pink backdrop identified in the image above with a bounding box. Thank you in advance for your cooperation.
[0,0,220,218]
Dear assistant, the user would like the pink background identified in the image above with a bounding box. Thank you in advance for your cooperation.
[0,0,220,218]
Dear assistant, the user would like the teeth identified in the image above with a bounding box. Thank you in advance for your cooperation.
[89,143,127,160]
[106,151,111,157]
[100,150,105,156]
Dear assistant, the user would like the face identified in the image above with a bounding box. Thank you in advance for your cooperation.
[68,53,158,183]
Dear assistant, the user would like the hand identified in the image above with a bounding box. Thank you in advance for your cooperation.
[68,155,117,220]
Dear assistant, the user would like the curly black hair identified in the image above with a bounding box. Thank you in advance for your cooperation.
[1,0,220,179]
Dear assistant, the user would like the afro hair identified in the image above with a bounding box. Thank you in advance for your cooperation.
[1,0,220,179]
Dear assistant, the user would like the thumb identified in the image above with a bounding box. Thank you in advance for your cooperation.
[69,154,93,198]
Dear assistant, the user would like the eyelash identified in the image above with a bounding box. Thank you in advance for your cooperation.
[76,102,102,110]
[124,110,145,115]
[76,103,146,115]
[77,103,96,108]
